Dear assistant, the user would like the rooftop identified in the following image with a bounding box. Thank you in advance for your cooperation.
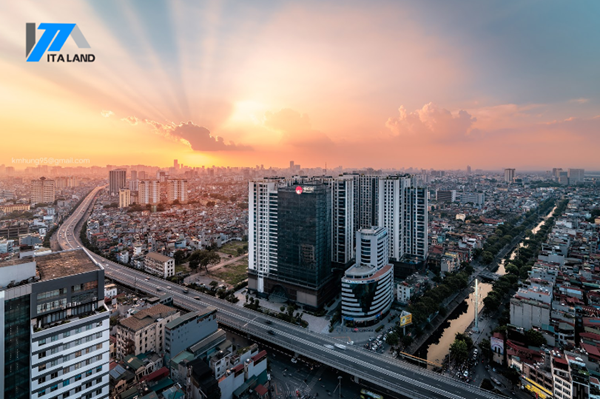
[146,252,172,262]
[165,307,216,330]
[35,249,100,281]
[119,304,178,332]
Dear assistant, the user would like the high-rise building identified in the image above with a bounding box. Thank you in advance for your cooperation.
[167,179,187,204]
[156,171,168,183]
[131,170,137,181]
[558,171,569,185]
[378,176,428,262]
[109,169,127,195]
[275,183,333,308]
[504,168,515,184]
[30,177,55,205]
[466,165,472,175]
[341,227,393,325]
[174,159,179,169]
[568,169,585,185]
[356,227,388,269]
[138,180,159,205]
[552,168,562,181]
[138,171,146,180]
[0,250,110,399]
[358,175,380,230]
[326,176,355,269]
[119,188,131,208]
[248,178,288,294]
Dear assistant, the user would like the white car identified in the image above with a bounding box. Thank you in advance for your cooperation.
[291,358,298,364]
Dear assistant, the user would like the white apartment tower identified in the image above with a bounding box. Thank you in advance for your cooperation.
[378,176,428,261]
[327,176,355,267]
[504,168,515,183]
[138,180,160,205]
[248,178,288,293]
[167,179,187,204]
[119,188,131,208]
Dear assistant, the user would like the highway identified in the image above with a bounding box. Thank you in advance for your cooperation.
[57,187,503,399]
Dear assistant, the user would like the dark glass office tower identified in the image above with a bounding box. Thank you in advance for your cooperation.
[277,184,331,288]
[4,295,31,399]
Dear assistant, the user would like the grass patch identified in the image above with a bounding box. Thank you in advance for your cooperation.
[211,259,248,285]
[175,264,188,274]
[219,240,247,256]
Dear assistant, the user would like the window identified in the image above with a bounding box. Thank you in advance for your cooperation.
[39,338,47,346]
[39,376,46,384]
[95,378,102,384]
[63,331,70,338]
[39,363,47,372]
[63,380,70,387]
[38,389,46,397]
[74,374,81,382]
[39,351,47,359]
[74,387,81,393]
[75,350,82,358]
[63,391,70,398]
[51,372,58,379]
[50,385,58,392]
[51,335,58,342]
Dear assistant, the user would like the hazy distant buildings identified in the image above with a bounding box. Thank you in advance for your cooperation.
[568,168,585,185]
[30,177,55,205]
[436,189,456,203]
[119,188,131,208]
[109,169,127,195]
[167,179,188,204]
[504,168,515,183]
[461,192,485,206]
[138,180,159,205]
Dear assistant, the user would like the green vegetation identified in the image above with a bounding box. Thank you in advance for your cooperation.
[210,259,248,286]
[218,240,248,256]
[188,250,221,272]
[482,198,569,313]
[524,329,547,347]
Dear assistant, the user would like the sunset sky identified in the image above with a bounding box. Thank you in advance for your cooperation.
[1,1,599,170]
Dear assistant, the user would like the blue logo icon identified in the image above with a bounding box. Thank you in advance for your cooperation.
[26,23,92,62]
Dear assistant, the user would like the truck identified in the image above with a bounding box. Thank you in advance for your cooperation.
[334,343,347,350]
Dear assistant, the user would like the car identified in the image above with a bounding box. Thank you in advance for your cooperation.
[194,296,201,300]
[291,357,298,364]
[183,288,189,293]
[166,286,172,290]
[324,344,335,349]
[156,287,162,291]
[267,330,275,335]
[145,277,149,281]
[265,320,273,325]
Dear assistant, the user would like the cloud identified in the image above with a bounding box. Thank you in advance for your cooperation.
[121,116,140,125]
[146,120,251,151]
[569,98,590,104]
[100,110,113,118]
[263,108,333,147]
[386,102,476,141]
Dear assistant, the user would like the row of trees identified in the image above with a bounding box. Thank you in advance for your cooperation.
[449,332,474,363]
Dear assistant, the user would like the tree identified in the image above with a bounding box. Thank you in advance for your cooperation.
[482,251,494,265]
[449,339,468,363]
[455,332,474,351]
[524,329,546,347]
[386,332,399,346]
[189,259,200,270]
[505,263,519,275]
[189,250,222,273]
[174,250,186,266]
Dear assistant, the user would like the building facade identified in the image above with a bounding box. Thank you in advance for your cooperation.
[31,177,55,205]
[0,249,110,399]
[109,169,127,195]
[138,180,159,205]
[118,189,131,208]
[167,179,187,204]
[504,168,515,183]
[144,252,175,278]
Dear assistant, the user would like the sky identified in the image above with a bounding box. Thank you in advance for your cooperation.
[1,0,599,171]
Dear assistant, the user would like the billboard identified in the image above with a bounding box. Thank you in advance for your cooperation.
[399,311,412,327]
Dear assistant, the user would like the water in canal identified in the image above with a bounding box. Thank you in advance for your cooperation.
[419,205,557,365]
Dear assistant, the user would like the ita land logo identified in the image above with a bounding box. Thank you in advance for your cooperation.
[26,23,95,62]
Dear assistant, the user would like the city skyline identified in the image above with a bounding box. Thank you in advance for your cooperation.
[2,1,600,170]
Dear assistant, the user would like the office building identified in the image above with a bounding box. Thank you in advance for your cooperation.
[0,249,110,399]
[138,180,159,205]
[378,176,428,262]
[118,189,131,208]
[436,189,456,203]
[341,227,394,325]
[144,252,175,278]
[504,168,515,183]
[568,169,584,185]
[274,183,333,308]
[115,303,179,359]
[461,192,485,206]
[552,168,563,181]
[355,227,388,269]
[167,179,187,204]
[173,159,179,169]
[109,169,127,195]
[30,177,55,205]
[248,178,289,294]
[558,171,569,186]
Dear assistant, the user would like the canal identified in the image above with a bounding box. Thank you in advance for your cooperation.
[417,205,557,365]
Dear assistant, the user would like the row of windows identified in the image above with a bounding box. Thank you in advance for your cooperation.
[38,334,103,361]
[39,354,103,387]
[72,281,98,293]
[37,298,68,314]
[39,323,101,348]
[38,378,103,398]
[37,288,66,301]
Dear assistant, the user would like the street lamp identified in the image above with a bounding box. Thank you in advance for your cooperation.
[337,376,342,399]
